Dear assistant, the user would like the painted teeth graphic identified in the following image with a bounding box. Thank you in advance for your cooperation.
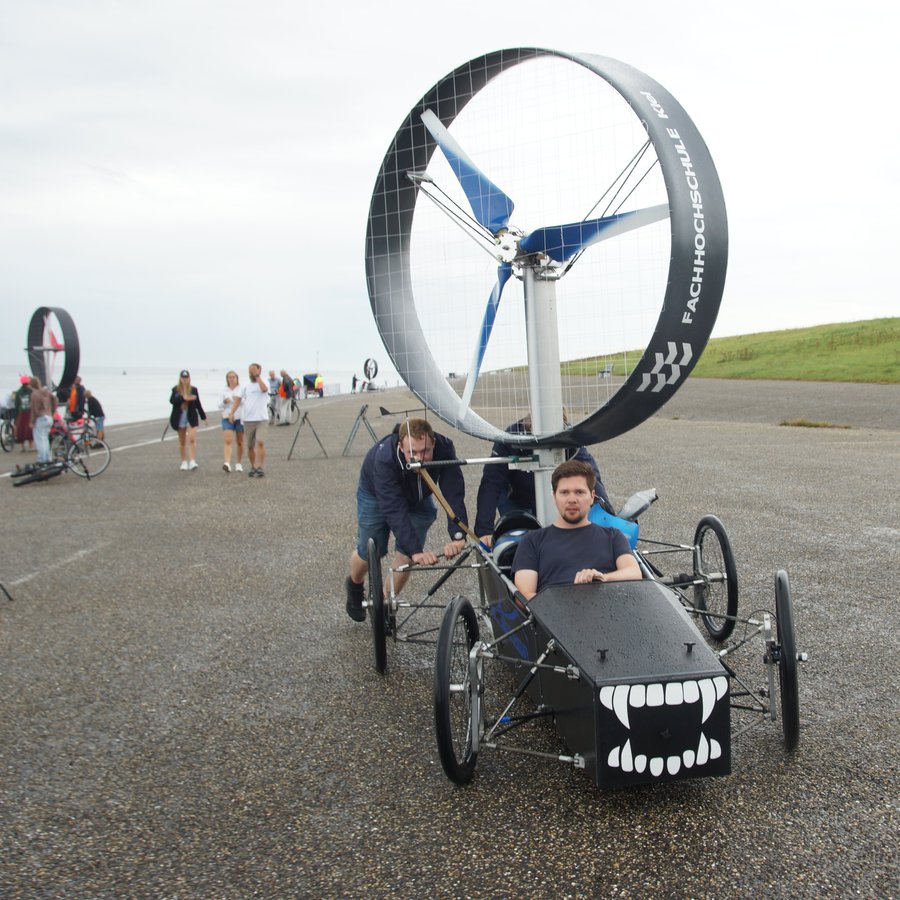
[601,676,727,777]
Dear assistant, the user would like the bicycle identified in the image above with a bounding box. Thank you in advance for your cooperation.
[49,417,111,478]
[0,410,15,452]
[267,394,300,426]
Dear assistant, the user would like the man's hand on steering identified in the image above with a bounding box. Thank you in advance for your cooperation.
[574,568,605,584]
[412,550,439,566]
[443,539,466,558]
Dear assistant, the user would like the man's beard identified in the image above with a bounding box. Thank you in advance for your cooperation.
[561,508,588,525]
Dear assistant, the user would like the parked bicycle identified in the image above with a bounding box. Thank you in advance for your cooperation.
[48,416,111,478]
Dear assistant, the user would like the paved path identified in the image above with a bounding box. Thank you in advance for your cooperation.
[2,381,898,897]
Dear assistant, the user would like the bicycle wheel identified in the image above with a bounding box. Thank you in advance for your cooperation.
[0,420,14,452]
[434,595,480,785]
[367,538,387,674]
[286,400,300,425]
[67,437,111,478]
[267,399,276,424]
[775,570,800,751]
[693,515,738,641]
[50,432,67,462]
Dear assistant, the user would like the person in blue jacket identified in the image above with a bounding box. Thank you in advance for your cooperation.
[345,418,468,622]
[474,415,610,546]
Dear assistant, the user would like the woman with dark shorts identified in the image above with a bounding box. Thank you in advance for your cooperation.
[219,370,244,473]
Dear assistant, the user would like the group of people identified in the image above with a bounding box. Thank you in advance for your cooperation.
[344,416,640,623]
[3,374,105,461]
[168,364,271,476]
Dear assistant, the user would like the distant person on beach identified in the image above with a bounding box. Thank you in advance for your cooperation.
[351,374,358,393]
[65,375,86,421]
[85,390,105,441]
[14,376,33,452]
[277,369,293,425]
[30,376,57,464]
[345,418,468,622]
[169,369,207,471]
[220,370,244,473]
[231,362,268,477]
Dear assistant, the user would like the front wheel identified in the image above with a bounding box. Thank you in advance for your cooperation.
[693,515,738,641]
[67,437,111,478]
[0,420,14,452]
[367,538,387,675]
[434,595,480,785]
[286,400,300,425]
[775,570,800,751]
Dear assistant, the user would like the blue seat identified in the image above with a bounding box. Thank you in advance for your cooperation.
[588,503,639,549]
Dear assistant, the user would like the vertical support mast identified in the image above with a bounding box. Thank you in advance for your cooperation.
[524,265,565,525]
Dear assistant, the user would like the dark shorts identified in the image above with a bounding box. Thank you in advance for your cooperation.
[356,486,437,560]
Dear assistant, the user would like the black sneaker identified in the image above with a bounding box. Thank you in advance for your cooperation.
[255,468,265,477]
[248,468,258,477]
[345,577,366,622]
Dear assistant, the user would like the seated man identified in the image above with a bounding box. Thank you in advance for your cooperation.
[511,459,641,601]
[345,418,468,621]
[474,415,611,546]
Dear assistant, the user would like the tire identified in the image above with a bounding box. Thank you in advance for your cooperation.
[367,538,387,674]
[775,569,800,751]
[50,432,67,462]
[0,420,14,452]
[434,595,480,785]
[67,437,111,478]
[267,399,276,425]
[286,400,300,425]
[693,515,738,641]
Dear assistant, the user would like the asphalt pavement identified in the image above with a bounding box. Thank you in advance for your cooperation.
[2,379,898,898]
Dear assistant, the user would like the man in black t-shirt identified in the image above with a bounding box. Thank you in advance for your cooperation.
[511,459,641,601]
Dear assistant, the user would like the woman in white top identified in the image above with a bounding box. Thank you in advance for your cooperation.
[220,370,244,472]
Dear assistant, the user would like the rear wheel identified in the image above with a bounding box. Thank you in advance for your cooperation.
[286,400,300,425]
[693,515,738,641]
[434,595,480,785]
[67,437,111,478]
[775,570,800,751]
[367,538,387,674]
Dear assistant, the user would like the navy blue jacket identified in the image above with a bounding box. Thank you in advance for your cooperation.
[474,418,609,537]
[359,430,467,556]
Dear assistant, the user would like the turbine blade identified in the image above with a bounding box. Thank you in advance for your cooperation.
[459,263,513,414]
[421,109,514,235]
[520,203,669,262]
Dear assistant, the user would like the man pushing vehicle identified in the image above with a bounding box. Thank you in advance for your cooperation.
[345,418,468,622]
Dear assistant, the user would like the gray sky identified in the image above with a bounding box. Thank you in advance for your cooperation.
[1,0,896,378]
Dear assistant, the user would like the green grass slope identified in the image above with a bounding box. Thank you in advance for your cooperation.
[561,318,899,384]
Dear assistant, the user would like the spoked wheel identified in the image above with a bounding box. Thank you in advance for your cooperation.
[0,420,14,452]
[67,438,111,478]
[366,538,387,674]
[286,400,301,425]
[434,595,480,785]
[693,515,739,641]
[50,433,67,462]
[775,569,800,751]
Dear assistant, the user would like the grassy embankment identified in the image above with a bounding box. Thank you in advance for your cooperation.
[562,318,899,384]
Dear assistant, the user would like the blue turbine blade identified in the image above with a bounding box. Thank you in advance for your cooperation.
[421,109,514,235]
[459,263,513,413]
[520,204,670,263]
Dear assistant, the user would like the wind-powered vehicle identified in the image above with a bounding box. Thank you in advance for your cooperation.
[366,474,805,788]
[363,49,805,788]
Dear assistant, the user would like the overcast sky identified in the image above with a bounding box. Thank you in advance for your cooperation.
[1,0,896,379]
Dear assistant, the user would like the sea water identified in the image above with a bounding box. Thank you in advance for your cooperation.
[0,365,397,426]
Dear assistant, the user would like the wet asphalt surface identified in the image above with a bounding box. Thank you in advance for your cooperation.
[1,379,898,898]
